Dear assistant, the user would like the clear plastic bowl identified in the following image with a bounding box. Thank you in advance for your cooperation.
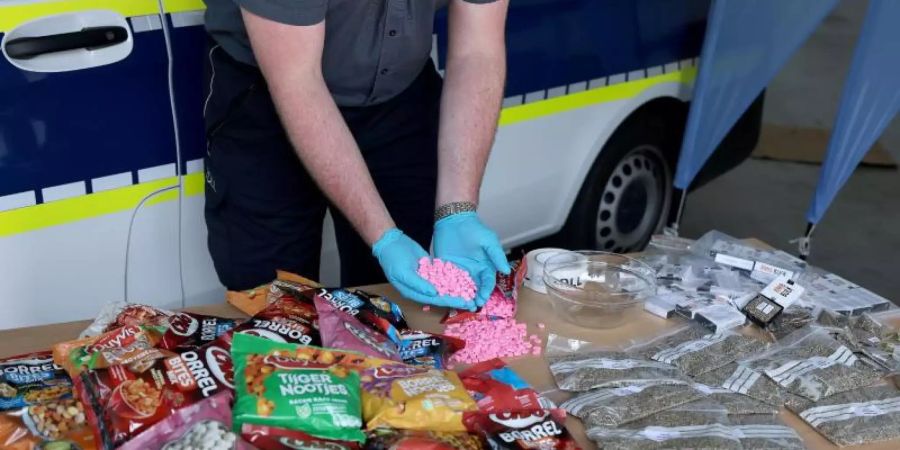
[542,251,657,328]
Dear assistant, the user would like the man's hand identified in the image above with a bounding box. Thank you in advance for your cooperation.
[373,229,477,310]
[433,213,511,306]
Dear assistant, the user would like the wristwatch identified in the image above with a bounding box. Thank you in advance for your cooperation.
[434,201,477,222]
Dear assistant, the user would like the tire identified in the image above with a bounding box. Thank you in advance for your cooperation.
[560,111,677,253]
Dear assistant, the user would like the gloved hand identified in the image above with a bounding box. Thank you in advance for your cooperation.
[372,228,475,310]
[433,212,511,307]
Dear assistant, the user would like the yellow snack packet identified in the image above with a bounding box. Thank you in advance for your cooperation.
[361,364,477,432]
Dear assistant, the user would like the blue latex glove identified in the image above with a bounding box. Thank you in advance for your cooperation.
[433,212,511,307]
[372,228,475,310]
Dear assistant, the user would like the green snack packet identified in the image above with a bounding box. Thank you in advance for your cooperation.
[232,333,366,443]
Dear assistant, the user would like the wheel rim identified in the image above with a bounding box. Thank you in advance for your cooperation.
[595,145,671,253]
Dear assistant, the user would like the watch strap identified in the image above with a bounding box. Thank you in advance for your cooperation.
[434,201,477,222]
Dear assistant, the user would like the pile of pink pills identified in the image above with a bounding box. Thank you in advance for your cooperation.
[478,288,516,318]
[444,317,542,364]
[417,257,477,301]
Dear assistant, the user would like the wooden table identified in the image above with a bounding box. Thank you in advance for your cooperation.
[1,284,896,450]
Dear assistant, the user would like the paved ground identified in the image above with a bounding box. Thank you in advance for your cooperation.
[681,158,900,303]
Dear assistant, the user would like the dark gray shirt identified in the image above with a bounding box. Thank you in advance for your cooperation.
[205,0,496,107]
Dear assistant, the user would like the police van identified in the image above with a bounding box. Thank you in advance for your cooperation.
[0,0,761,328]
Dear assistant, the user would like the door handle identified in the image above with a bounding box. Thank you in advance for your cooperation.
[5,26,128,60]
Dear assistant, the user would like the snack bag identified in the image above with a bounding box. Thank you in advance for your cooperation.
[227,284,271,317]
[307,287,408,344]
[242,424,362,450]
[54,324,173,377]
[364,428,484,450]
[232,333,368,443]
[0,351,72,411]
[158,312,237,351]
[398,330,464,369]
[118,391,253,450]
[443,261,524,325]
[74,347,236,448]
[0,397,96,450]
[80,302,174,338]
[314,296,402,361]
[222,293,321,347]
[226,271,321,316]
[464,409,580,450]
[361,363,477,431]
[459,359,548,413]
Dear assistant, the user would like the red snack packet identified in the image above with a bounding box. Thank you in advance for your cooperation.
[242,424,361,450]
[464,409,580,450]
[176,293,323,396]
[314,296,402,361]
[459,359,548,414]
[304,287,408,344]
[80,302,174,338]
[55,325,173,377]
[398,330,464,369]
[118,391,254,450]
[75,345,239,450]
[158,312,238,351]
[224,294,321,347]
[443,261,525,325]
[364,428,484,450]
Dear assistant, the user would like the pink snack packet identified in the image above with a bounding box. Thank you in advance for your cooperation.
[118,391,254,450]
[313,296,403,361]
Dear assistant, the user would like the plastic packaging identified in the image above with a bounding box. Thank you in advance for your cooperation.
[628,324,767,377]
[622,398,730,428]
[459,359,549,413]
[157,312,237,352]
[314,295,402,361]
[0,351,71,411]
[304,287,408,345]
[79,302,174,338]
[231,333,367,443]
[545,334,683,391]
[74,348,236,449]
[243,424,361,450]
[743,327,882,401]
[795,384,900,446]
[692,363,787,408]
[398,330,464,369]
[117,391,251,450]
[692,383,780,415]
[54,325,172,377]
[799,268,892,315]
[364,428,483,450]
[559,379,706,428]
[587,424,743,450]
[691,230,805,283]
[588,422,804,450]
[0,397,95,450]
[360,363,477,432]
[464,408,580,450]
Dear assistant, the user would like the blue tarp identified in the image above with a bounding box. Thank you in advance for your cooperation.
[806,0,900,225]
[674,0,838,190]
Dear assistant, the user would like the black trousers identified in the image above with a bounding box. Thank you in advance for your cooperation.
[203,43,442,290]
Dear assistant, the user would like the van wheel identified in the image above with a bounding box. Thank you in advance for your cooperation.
[561,113,675,253]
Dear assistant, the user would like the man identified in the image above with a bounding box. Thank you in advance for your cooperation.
[203,0,511,310]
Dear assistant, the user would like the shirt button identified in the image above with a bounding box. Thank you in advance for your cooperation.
[380,68,389,75]
[389,30,397,37]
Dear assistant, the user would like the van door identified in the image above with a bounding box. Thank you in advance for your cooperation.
[0,0,181,328]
